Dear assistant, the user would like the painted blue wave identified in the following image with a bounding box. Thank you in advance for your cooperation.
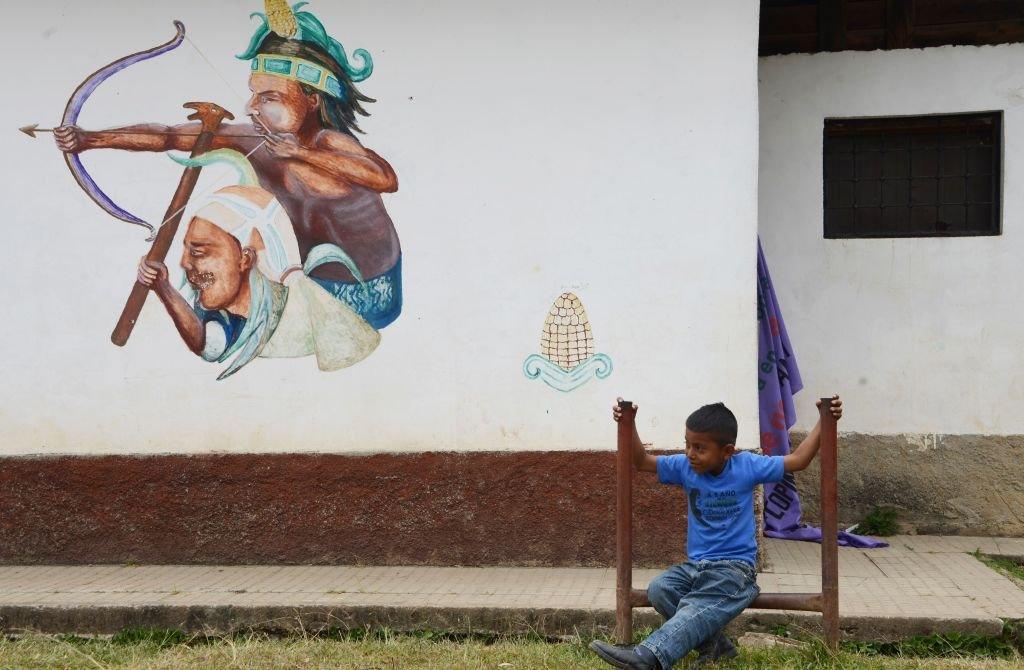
[522,353,613,393]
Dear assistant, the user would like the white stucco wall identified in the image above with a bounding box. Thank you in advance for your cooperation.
[0,0,760,455]
[759,44,1024,435]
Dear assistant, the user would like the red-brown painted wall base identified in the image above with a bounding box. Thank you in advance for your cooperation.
[0,452,687,567]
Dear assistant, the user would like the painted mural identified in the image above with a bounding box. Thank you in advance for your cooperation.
[24,1,399,379]
[523,293,612,392]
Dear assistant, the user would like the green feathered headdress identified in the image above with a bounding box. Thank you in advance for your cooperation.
[238,1,373,84]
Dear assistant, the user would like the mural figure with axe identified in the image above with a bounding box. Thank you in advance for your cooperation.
[137,151,381,380]
[40,1,401,367]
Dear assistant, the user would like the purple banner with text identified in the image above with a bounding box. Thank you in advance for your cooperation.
[757,239,887,548]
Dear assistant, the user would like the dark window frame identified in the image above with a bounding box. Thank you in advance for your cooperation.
[823,111,1002,239]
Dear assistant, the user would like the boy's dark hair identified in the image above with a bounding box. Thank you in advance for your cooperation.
[685,403,738,447]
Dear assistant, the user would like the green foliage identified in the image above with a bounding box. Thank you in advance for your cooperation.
[632,626,656,639]
[1004,619,1024,654]
[975,551,1024,583]
[1,630,1021,669]
[856,506,899,536]
[843,632,1016,659]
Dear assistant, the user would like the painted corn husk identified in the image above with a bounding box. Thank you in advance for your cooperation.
[524,292,612,392]
[541,293,595,371]
[265,0,299,37]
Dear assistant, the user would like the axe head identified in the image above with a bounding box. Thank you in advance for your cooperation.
[183,102,235,133]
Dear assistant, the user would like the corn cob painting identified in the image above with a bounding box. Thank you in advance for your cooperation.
[523,293,613,392]
[264,0,299,37]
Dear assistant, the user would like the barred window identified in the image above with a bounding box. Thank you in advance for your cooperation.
[823,112,1001,238]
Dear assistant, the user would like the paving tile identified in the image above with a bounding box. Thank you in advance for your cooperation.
[1,536,1022,623]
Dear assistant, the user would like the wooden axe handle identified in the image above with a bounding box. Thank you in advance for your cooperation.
[110,131,222,347]
[111,101,234,347]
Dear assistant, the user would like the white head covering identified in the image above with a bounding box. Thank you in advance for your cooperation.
[187,184,380,374]
[191,185,302,285]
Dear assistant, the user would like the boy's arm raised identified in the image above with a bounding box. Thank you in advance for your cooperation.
[613,398,658,473]
[783,395,842,472]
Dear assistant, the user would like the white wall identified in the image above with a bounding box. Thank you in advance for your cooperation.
[759,44,1024,435]
[0,0,761,455]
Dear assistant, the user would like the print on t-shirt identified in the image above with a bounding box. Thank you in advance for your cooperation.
[658,451,786,565]
[688,488,740,529]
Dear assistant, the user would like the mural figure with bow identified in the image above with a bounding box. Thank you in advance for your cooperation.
[23,1,400,379]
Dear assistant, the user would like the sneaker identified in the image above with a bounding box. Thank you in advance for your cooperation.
[588,639,661,669]
[689,632,738,669]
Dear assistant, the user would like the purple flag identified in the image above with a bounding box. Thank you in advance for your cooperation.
[757,239,887,548]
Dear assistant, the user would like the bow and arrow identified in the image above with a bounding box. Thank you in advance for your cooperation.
[20,20,266,347]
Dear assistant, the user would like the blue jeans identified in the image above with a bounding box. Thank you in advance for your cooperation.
[641,560,760,669]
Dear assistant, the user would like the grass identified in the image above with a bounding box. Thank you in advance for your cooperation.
[856,507,900,536]
[770,622,1018,659]
[0,629,1021,670]
[843,633,1017,659]
[972,551,1024,587]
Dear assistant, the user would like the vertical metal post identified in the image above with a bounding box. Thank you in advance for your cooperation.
[818,398,840,651]
[615,400,637,644]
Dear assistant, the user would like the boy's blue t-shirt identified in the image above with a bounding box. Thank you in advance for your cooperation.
[657,451,784,566]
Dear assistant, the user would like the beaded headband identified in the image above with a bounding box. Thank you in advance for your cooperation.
[251,53,344,99]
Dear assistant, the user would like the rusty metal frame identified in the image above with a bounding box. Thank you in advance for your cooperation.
[615,398,840,650]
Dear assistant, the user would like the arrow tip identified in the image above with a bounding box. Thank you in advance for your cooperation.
[19,124,39,138]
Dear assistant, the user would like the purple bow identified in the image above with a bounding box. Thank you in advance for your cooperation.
[61,21,187,236]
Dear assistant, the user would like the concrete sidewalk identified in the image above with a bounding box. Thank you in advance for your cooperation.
[1,536,1022,640]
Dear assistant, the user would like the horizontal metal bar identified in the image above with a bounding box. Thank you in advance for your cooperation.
[629,589,824,613]
[753,592,824,612]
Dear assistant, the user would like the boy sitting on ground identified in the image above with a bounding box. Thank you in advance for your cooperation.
[590,396,842,670]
